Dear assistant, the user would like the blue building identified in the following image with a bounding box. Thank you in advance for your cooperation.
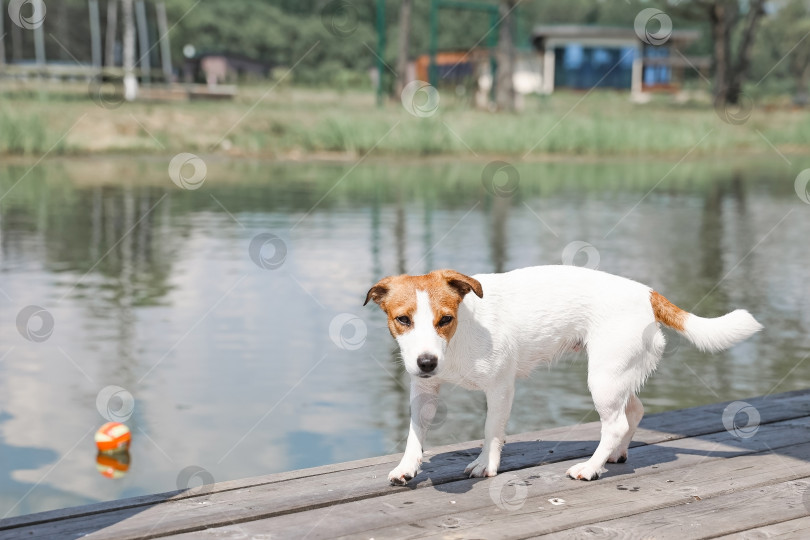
[531,25,707,96]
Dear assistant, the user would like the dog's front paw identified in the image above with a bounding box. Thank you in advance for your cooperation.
[464,455,497,478]
[388,463,419,486]
[607,450,628,464]
[566,461,604,481]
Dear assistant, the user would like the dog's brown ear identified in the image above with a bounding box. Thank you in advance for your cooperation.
[441,270,483,299]
[364,277,392,306]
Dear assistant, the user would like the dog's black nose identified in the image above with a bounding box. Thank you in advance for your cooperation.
[417,353,438,373]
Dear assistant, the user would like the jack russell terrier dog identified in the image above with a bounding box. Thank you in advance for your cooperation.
[364,266,762,484]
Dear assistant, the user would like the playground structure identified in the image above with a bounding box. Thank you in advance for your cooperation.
[0,0,170,82]
[374,0,513,107]
[375,1,708,107]
[0,0,234,101]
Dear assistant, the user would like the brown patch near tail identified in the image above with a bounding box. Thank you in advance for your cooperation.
[650,291,688,331]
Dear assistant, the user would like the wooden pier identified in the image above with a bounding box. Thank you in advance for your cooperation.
[2,389,810,539]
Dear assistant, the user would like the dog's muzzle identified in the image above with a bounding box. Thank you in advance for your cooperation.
[416,353,438,375]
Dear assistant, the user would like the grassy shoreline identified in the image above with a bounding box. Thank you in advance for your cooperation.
[0,86,807,159]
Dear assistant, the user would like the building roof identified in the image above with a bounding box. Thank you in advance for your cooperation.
[532,24,701,48]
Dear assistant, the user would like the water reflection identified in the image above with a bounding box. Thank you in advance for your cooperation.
[0,156,808,518]
[489,195,510,273]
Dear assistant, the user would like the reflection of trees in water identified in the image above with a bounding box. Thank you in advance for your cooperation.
[395,188,406,275]
[10,183,175,307]
[75,187,172,424]
[698,172,752,396]
[366,188,410,450]
[1,180,175,416]
[370,185,383,281]
[489,196,510,274]
[699,172,749,312]
[418,193,434,275]
[0,179,173,307]
[701,179,726,289]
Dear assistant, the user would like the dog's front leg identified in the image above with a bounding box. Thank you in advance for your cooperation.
[388,379,440,485]
[465,382,515,477]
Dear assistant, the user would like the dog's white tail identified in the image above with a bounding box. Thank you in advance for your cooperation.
[651,291,763,353]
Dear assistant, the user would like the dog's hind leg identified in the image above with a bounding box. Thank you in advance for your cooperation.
[566,385,630,480]
[567,336,645,481]
[607,394,644,464]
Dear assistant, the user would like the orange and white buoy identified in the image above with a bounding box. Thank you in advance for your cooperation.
[96,451,131,479]
[94,422,131,453]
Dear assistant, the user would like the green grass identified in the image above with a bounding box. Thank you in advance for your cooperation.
[0,103,66,155]
[0,85,806,159]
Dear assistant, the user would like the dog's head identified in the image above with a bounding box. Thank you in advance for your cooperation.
[364,269,483,378]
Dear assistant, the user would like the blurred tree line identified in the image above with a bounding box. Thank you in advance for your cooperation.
[2,0,808,102]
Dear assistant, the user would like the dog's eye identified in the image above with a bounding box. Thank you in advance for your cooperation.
[438,315,454,327]
[395,316,411,326]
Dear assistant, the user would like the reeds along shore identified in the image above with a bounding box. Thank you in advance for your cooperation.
[1,87,807,158]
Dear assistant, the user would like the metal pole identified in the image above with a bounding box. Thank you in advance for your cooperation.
[89,0,102,70]
[134,0,150,83]
[34,21,45,67]
[376,0,385,106]
[10,14,21,62]
[429,0,437,86]
[0,0,5,68]
[489,10,498,102]
[122,0,137,100]
[155,1,172,82]
[105,0,119,68]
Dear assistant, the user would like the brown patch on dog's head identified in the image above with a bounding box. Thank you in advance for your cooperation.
[364,269,483,339]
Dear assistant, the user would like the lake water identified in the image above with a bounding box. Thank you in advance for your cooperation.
[1,156,809,518]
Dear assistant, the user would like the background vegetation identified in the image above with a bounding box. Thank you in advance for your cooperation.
[0,87,806,158]
[4,0,808,93]
[1,0,808,157]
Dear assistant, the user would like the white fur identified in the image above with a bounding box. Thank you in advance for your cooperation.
[682,310,763,353]
[383,265,763,485]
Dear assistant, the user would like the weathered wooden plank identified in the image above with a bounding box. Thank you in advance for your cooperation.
[547,478,810,540]
[3,389,808,535]
[341,434,810,540]
[714,515,810,539]
[156,418,810,540]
